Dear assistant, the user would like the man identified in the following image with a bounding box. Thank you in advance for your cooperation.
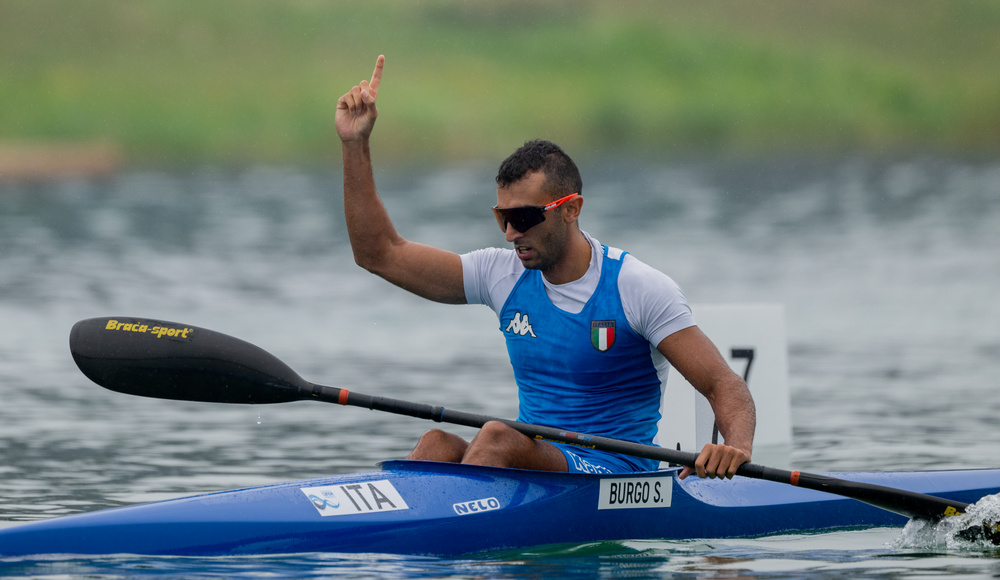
[336,55,755,479]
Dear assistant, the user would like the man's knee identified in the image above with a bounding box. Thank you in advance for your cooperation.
[473,421,519,446]
[417,429,454,446]
[408,429,466,462]
[463,421,529,466]
[463,422,567,470]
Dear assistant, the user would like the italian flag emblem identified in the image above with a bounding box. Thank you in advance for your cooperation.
[591,320,616,352]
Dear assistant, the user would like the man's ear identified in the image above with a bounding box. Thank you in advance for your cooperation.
[562,196,583,223]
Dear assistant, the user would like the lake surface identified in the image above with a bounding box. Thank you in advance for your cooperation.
[1,154,999,577]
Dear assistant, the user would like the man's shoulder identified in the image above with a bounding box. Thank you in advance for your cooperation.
[618,252,677,288]
[461,247,524,310]
[605,245,627,261]
[615,251,693,343]
[464,246,522,272]
[591,239,679,293]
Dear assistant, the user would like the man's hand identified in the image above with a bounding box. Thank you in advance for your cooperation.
[336,55,384,143]
[678,443,750,480]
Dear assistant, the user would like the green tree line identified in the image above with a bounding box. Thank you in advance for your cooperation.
[1,0,998,165]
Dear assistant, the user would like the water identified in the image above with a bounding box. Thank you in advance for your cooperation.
[1,154,999,577]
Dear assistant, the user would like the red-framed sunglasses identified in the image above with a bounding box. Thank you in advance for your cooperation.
[492,193,580,233]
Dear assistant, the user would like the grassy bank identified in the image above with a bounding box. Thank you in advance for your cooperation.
[1,0,998,165]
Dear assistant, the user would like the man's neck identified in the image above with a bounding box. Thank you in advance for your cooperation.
[541,230,592,286]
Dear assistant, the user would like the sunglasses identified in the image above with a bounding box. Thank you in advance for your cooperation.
[492,193,580,233]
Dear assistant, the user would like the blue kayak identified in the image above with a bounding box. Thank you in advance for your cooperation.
[2,460,999,557]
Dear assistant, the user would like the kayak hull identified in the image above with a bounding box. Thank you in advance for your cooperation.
[2,461,998,557]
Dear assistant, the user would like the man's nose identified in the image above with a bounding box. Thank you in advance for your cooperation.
[504,223,519,242]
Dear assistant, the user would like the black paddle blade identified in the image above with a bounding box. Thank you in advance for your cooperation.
[70,317,311,404]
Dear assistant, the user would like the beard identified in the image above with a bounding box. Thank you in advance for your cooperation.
[518,219,570,273]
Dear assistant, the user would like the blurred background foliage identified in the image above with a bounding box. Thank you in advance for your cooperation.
[1,0,998,165]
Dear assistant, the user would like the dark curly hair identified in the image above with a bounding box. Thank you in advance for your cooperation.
[495,139,582,199]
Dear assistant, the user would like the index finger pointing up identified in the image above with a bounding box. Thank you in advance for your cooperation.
[369,55,385,92]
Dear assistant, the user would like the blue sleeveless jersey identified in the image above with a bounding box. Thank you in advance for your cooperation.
[498,245,663,472]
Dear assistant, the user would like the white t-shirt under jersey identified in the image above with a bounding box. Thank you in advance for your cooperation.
[460,231,695,348]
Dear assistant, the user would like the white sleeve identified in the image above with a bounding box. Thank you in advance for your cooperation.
[619,254,696,347]
[461,247,523,316]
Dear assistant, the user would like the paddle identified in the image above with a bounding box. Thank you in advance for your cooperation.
[69,316,999,543]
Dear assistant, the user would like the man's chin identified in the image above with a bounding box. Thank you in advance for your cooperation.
[519,257,550,271]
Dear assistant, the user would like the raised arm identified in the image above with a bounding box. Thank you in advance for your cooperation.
[657,325,756,480]
[335,55,466,304]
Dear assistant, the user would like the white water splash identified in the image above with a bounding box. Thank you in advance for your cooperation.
[890,494,1000,550]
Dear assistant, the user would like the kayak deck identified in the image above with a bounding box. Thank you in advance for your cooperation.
[2,461,998,557]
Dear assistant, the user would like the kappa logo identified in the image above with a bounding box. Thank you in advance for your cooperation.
[504,312,537,338]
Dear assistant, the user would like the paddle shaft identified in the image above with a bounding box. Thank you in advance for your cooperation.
[70,316,975,525]
[312,383,969,521]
